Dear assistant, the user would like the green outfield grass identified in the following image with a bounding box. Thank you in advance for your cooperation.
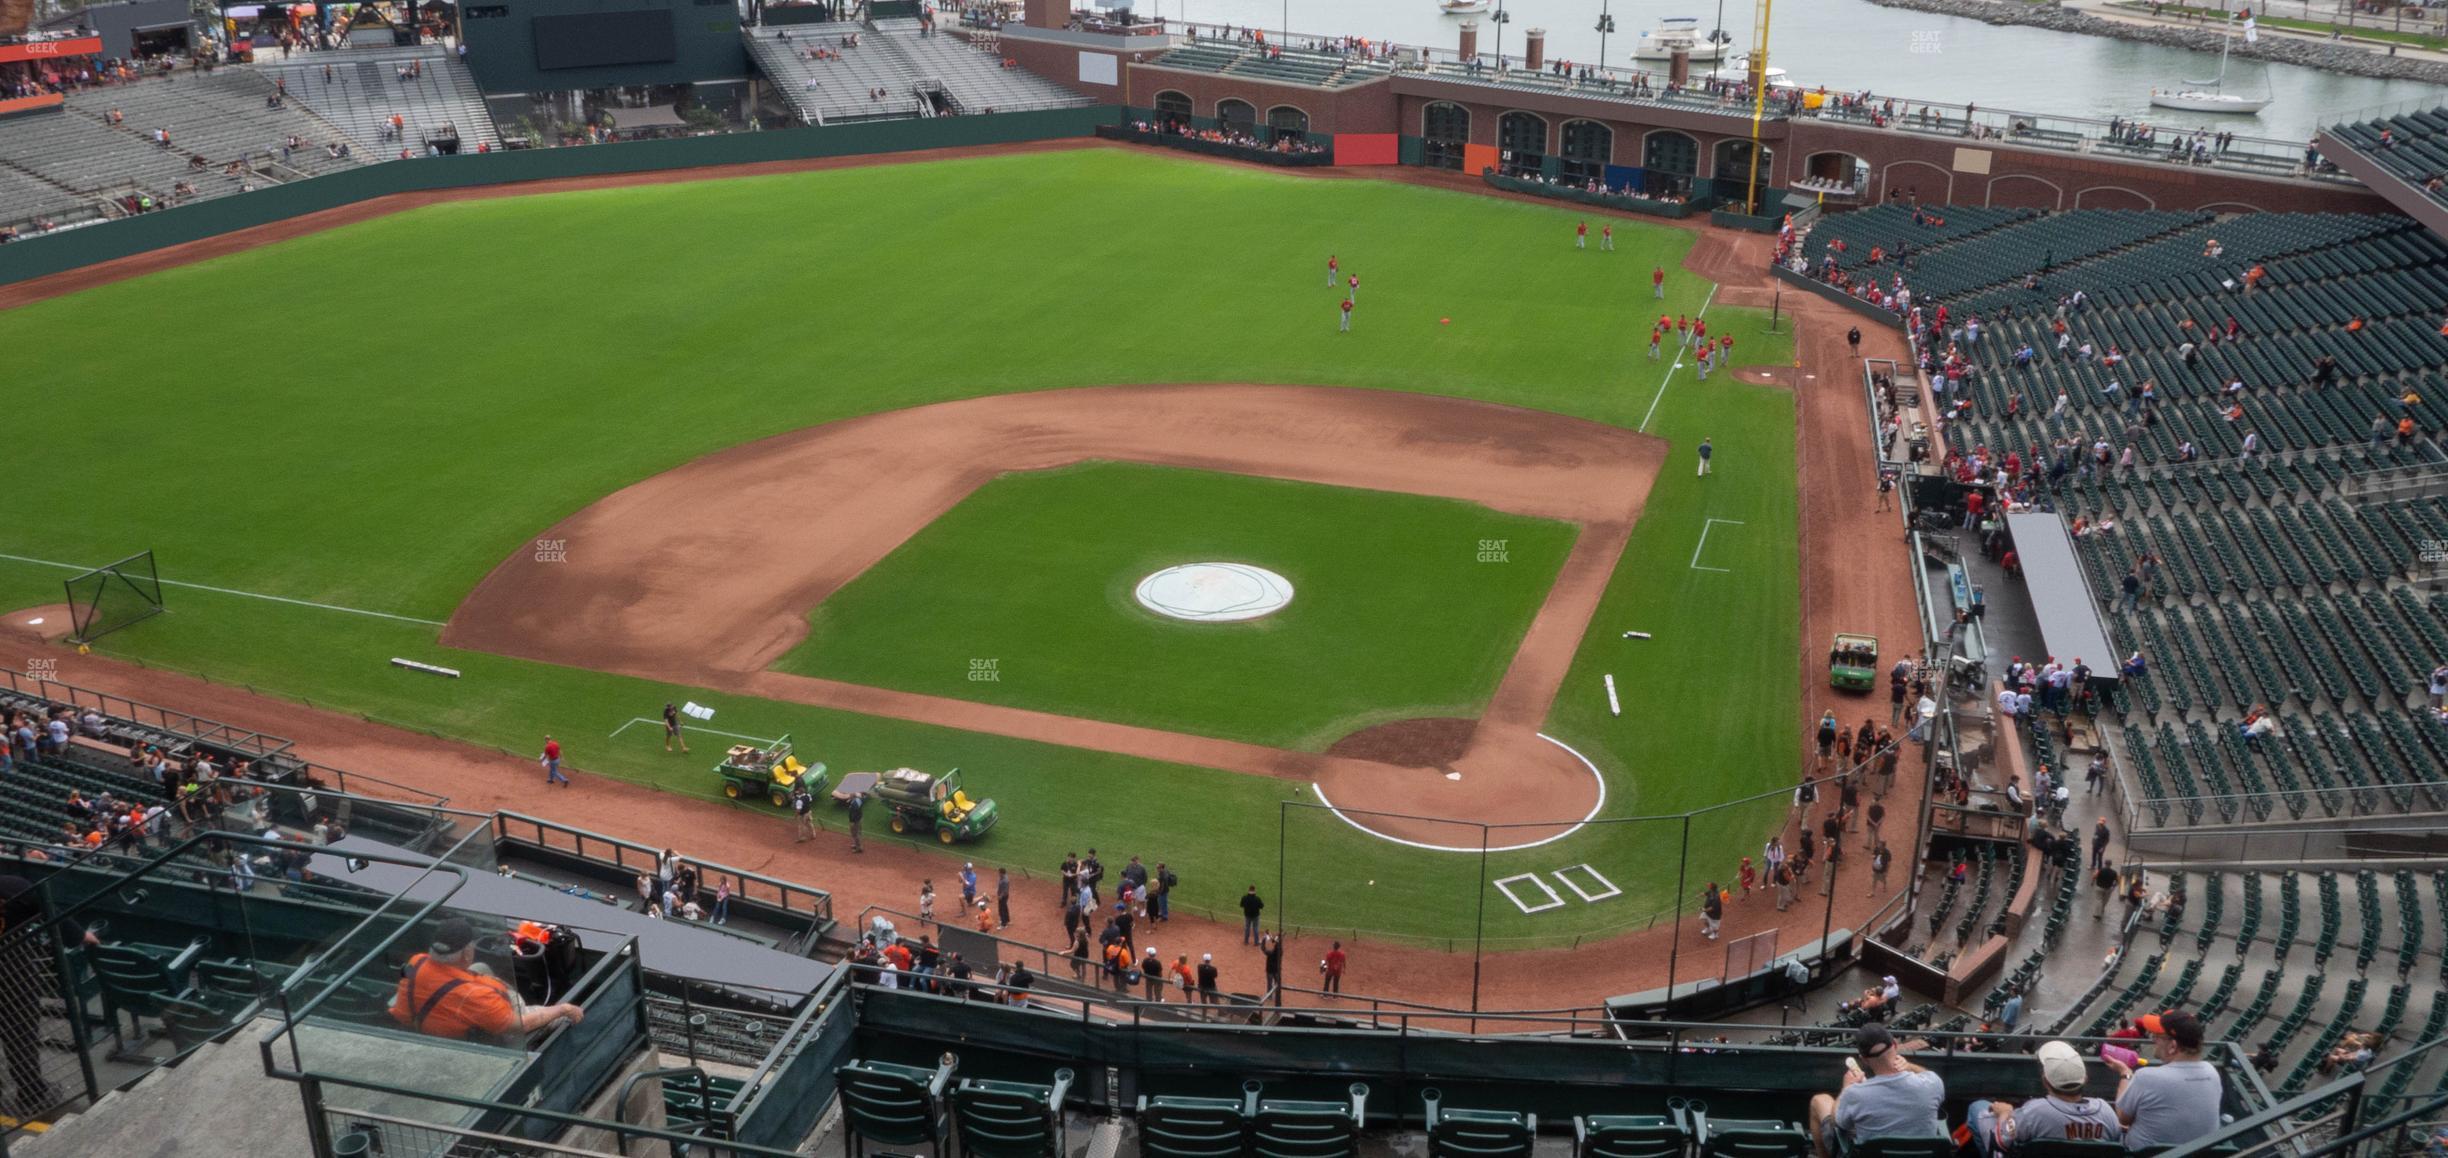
[0,145,1799,946]
[776,462,1577,749]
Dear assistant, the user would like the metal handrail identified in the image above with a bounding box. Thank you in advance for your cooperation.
[492,811,834,943]
[721,966,855,1122]
[0,668,293,761]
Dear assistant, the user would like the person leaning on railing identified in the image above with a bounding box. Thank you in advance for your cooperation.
[389,917,583,1043]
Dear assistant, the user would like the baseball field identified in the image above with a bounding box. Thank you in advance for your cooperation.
[0,144,1803,946]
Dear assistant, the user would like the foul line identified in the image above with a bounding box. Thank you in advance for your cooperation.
[0,551,445,627]
[607,718,784,744]
[1690,518,1746,573]
[1307,732,1609,853]
[1638,283,1720,433]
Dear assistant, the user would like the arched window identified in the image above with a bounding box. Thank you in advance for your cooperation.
[1714,139,1773,211]
[1497,111,1547,177]
[1153,90,1192,131]
[1421,101,1470,171]
[1801,150,1867,197]
[1267,105,1310,140]
[1216,99,1257,132]
[1641,130,1698,198]
[1559,119,1613,184]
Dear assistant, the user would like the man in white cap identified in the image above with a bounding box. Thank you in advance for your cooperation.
[1196,953,1220,1004]
[1968,1041,2121,1155]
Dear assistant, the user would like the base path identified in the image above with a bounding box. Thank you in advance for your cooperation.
[444,384,1662,842]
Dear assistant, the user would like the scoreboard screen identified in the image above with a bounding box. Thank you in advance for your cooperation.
[532,9,676,70]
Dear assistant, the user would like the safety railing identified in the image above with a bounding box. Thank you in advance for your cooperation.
[492,811,835,948]
[2125,782,2448,832]
[0,668,293,762]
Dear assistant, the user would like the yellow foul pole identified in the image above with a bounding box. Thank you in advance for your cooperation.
[1744,0,1773,215]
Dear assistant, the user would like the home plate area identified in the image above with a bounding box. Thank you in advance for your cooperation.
[1493,864,1622,914]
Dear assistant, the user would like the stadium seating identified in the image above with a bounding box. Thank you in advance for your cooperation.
[1804,206,2448,830]
[1425,1092,1537,1158]
[747,26,1088,126]
[837,1057,956,1158]
[1138,1090,1255,1158]
[254,46,501,154]
[1144,40,1394,90]
[951,1069,1074,1158]
[2328,106,2448,207]
[0,67,369,230]
[1574,1115,1683,1158]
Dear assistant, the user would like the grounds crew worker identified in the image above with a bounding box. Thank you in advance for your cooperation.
[390,916,583,1042]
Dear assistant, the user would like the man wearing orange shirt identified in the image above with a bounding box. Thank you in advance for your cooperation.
[390,918,583,1043]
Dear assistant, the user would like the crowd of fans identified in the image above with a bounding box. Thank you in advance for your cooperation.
[1802,1015,2227,1158]
[1125,118,1326,156]
[1495,168,1690,205]
[627,846,738,924]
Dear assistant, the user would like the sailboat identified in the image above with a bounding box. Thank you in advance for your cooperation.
[2149,10,2272,113]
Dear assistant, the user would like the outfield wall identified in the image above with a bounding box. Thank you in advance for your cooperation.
[0,106,1121,291]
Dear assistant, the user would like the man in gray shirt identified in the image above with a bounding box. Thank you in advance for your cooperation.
[2111,1011,2223,1151]
[1970,1041,2123,1156]
[1811,1025,1948,1158]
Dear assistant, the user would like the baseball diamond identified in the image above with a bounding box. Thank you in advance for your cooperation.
[3,8,2445,1152]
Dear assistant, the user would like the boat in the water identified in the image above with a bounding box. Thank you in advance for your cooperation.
[2148,12,2271,114]
[1633,17,1735,61]
[1704,53,1797,90]
[1438,0,1490,13]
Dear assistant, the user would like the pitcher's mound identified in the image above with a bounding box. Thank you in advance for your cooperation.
[0,605,77,645]
[1326,717,1475,767]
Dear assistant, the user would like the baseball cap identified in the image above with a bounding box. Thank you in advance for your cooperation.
[430,916,477,955]
[2036,1041,2088,1092]
[2137,1010,2204,1049]
[1855,1024,1896,1058]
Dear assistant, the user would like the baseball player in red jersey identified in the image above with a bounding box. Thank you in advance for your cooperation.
[1338,297,1354,332]
[1347,273,1358,302]
[1653,265,1666,299]
[1327,254,1338,287]
[1601,224,1614,251]
[1649,327,1663,361]
[1575,221,1588,249]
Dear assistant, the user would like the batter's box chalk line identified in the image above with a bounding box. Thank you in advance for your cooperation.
[1553,863,1623,903]
[1493,873,1566,914]
[1690,518,1746,573]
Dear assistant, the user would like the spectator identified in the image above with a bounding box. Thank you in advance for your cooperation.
[2109,1011,2222,1150]
[1968,1040,2121,1156]
[389,917,583,1042]
[1809,1025,1947,1158]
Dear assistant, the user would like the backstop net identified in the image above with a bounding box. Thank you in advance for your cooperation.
[65,550,165,644]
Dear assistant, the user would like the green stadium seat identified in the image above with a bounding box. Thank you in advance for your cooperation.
[88,940,206,1056]
[1419,1090,1536,1158]
[2021,1142,2130,1158]
[1839,1136,1954,1158]
[836,1056,955,1158]
[1138,1091,1254,1158]
[952,1068,1074,1158]
[1698,1119,1809,1158]
[1252,1083,1369,1158]
[1575,1115,1687,1158]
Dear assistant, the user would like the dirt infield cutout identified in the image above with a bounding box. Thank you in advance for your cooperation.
[445,384,1661,845]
